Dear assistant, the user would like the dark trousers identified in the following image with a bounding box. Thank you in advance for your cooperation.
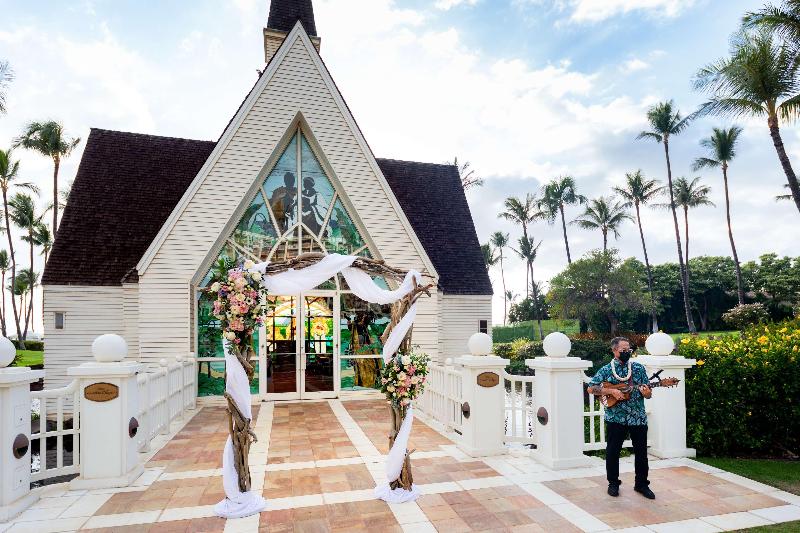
[606,422,649,489]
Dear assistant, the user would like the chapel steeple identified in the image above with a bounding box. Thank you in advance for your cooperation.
[264,0,321,63]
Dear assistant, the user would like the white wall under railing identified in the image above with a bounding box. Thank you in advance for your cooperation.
[415,331,696,465]
[0,334,197,520]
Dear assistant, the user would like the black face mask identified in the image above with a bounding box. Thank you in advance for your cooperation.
[618,349,633,363]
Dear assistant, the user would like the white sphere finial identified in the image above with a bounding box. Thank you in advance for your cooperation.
[0,336,16,368]
[468,332,493,356]
[645,332,674,356]
[543,332,571,358]
[92,334,128,363]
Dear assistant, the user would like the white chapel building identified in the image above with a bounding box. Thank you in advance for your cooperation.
[41,0,492,400]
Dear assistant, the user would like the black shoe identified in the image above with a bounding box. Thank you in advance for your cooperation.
[607,484,619,497]
[635,486,655,499]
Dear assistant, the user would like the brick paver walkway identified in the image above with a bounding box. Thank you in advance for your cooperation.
[3,398,800,533]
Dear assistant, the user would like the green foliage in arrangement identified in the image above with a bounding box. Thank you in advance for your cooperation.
[680,319,800,456]
[722,303,771,330]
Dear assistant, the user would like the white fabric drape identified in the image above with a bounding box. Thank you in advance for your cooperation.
[216,254,421,518]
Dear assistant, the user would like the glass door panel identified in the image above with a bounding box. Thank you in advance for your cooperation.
[265,296,298,394]
[303,296,335,394]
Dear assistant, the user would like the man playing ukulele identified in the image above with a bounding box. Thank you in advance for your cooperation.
[587,337,655,499]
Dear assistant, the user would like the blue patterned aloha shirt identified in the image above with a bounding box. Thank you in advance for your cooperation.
[589,359,649,426]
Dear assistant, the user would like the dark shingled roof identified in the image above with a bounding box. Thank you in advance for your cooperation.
[267,0,317,36]
[42,129,216,286]
[377,159,492,296]
[43,129,492,295]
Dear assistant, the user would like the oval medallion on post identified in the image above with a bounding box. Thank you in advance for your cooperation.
[476,371,499,388]
[84,382,119,402]
[13,433,29,459]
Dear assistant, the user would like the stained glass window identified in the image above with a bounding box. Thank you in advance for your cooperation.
[263,135,298,234]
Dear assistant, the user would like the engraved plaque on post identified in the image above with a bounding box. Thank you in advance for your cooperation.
[476,372,499,388]
[84,382,119,402]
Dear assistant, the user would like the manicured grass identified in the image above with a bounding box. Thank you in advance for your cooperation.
[696,457,800,495]
[736,521,800,532]
[670,330,739,341]
[493,319,580,342]
[12,350,43,367]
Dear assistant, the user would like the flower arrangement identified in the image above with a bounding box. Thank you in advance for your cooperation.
[380,349,430,407]
[206,260,267,352]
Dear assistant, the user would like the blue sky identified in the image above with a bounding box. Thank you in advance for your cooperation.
[1,0,796,327]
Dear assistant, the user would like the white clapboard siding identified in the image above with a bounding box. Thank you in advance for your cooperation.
[43,285,124,389]
[122,283,140,359]
[137,29,438,364]
[438,294,492,362]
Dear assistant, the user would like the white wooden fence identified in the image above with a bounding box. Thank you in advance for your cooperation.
[503,370,536,446]
[29,357,196,484]
[416,362,463,435]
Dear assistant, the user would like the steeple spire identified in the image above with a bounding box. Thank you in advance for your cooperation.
[264,0,321,63]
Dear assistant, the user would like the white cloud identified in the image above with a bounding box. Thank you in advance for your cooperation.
[434,0,479,10]
[620,57,650,73]
[522,0,696,23]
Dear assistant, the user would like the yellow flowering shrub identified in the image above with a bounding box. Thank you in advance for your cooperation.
[681,319,800,456]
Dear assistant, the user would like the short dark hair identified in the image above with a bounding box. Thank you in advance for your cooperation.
[610,337,631,349]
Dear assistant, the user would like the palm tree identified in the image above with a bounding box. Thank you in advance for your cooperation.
[0,149,38,345]
[499,194,539,296]
[489,232,510,325]
[538,176,586,264]
[743,2,800,45]
[693,126,746,304]
[572,196,632,252]
[0,61,12,114]
[481,243,498,271]
[44,179,73,217]
[776,183,793,201]
[694,32,800,214]
[17,269,38,335]
[34,223,53,265]
[670,177,715,268]
[11,193,43,339]
[453,157,483,190]
[14,121,80,236]
[613,170,664,332]
[0,250,7,337]
[513,235,544,339]
[637,100,696,333]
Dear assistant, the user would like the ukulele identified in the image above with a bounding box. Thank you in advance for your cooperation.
[600,371,680,408]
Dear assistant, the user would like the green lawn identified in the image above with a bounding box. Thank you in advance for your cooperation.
[737,522,800,532]
[12,350,43,367]
[493,319,580,342]
[696,457,800,495]
[670,330,739,341]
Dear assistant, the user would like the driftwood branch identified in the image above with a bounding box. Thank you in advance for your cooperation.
[224,392,257,493]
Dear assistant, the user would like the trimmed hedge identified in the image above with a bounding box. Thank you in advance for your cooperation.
[12,340,44,351]
[680,319,800,456]
[494,338,612,376]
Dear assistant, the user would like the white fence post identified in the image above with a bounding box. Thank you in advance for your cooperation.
[527,333,593,470]
[453,333,509,457]
[187,353,197,411]
[67,334,144,489]
[0,338,44,521]
[637,333,697,459]
[159,360,170,435]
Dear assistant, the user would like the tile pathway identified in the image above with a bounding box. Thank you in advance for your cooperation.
[2,397,799,532]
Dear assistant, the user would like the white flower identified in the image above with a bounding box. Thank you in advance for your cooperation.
[210,282,221,292]
[411,376,420,384]
[244,260,255,270]
[224,331,236,341]
[401,355,412,366]
[397,372,407,381]
[252,271,262,281]
[387,385,395,392]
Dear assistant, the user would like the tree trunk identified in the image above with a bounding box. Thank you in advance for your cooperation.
[559,204,572,264]
[22,233,33,340]
[635,203,659,332]
[529,261,544,340]
[2,187,24,348]
[683,206,691,290]
[768,117,800,214]
[52,156,60,236]
[722,164,745,304]
[602,229,608,253]
[663,139,696,333]
[388,404,413,491]
[499,253,507,326]
[1,271,5,337]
